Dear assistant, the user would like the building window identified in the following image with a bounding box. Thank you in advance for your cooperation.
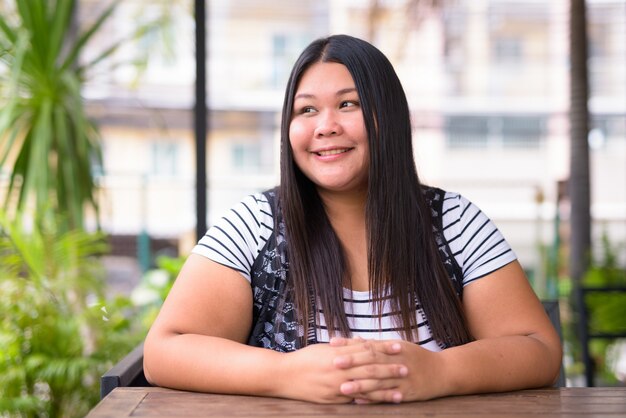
[271,34,309,88]
[446,115,545,149]
[493,37,523,64]
[151,140,179,177]
[232,143,261,171]
[501,117,544,149]
[591,115,626,146]
[445,116,489,149]
[93,141,106,178]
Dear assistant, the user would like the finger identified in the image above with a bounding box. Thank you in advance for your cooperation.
[333,350,374,369]
[345,384,404,404]
[364,389,404,404]
[344,363,409,381]
[335,340,389,369]
[330,336,365,347]
[381,341,403,355]
[335,339,402,354]
[329,337,347,347]
[359,339,402,355]
[359,340,403,359]
[332,341,377,368]
[339,378,403,401]
[334,343,398,369]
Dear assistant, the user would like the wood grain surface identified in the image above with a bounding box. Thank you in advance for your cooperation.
[86,387,626,418]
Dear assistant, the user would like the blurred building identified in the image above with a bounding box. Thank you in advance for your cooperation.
[81,0,625,289]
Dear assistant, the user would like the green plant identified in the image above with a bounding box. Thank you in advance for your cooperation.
[131,255,184,326]
[0,2,185,416]
[0,210,147,417]
[560,232,626,385]
[582,234,626,384]
[0,0,127,230]
[584,233,626,334]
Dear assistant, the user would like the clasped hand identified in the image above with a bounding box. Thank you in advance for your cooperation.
[280,337,443,404]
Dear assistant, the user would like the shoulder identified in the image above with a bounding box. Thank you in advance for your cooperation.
[191,191,275,282]
[420,186,465,221]
[438,189,517,285]
[233,192,274,230]
[438,190,482,230]
[210,192,274,243]
[224,191,275,244]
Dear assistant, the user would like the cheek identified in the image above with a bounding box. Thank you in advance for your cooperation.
[288,121,309,150]
[349,118,367,141]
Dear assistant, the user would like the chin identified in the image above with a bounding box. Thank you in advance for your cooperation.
[316,182,366,195]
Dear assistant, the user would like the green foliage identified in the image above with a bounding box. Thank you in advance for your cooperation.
[560,232,626,384]
[0,211,147,418]
[130,255,184,326]
[582,234,626,384]
[583,233,626,336]
[558,232,626,385]
[0,0,126,230]
[0,1,185,416]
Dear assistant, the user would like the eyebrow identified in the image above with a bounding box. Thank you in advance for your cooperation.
[294,87,357,100]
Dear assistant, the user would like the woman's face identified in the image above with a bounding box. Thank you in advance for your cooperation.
[289,62,369,196]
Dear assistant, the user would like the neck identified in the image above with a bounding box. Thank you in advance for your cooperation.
[317,188,367,224]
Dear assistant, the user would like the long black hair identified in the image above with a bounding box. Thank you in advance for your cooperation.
[279,34,472,347]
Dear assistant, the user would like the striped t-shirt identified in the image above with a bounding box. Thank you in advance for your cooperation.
[192,190,516,351]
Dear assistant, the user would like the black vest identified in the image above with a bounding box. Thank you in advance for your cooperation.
[246,186,463,352]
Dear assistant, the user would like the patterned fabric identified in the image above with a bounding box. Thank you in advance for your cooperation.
[427,188,464,298]
[246,198,308,351]
[246,186,463,352]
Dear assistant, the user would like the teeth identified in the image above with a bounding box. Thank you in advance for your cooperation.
[317,149,349,156]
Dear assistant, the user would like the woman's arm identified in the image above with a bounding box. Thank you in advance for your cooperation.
[332,261,563,402]
[438,260,562,395]
[143,254,281,395]
[144,254,407,403]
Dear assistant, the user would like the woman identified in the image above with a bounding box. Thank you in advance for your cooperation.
[143,34,562,404]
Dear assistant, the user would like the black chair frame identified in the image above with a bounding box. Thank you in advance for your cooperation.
[101,342,150,399]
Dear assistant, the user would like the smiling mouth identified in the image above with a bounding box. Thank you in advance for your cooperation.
[315,148,353,156]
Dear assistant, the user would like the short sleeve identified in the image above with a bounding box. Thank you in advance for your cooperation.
[441,192,517,286]
[191,193,274,282]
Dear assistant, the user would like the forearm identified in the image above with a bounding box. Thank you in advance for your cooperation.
[439,334,562,396]
[144,331,284,397]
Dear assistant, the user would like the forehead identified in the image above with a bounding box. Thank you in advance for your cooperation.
[295,62,355,93]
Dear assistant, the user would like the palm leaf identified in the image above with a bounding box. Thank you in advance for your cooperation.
[14,0,44,69]
[76,38,125,77]
[0,0,122,230]
[76,12,163,77]
[24,100,53,212]
[47,0,73,70]
[0,212,46,280]
[0,29,28,169]
[61,0,120,71]
[0,114,22,169]
[53,106,81,225]
[0,11,18,44]
[5,122,34,211]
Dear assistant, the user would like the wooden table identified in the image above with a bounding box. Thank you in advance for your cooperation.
[87,387,626,418]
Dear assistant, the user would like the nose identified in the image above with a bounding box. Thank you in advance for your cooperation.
[314,110,342,138]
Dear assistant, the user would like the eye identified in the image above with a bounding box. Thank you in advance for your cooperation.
[296,106,316,114]
[340,100,359,109]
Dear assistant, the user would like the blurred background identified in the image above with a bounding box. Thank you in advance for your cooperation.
[83,0,625,292]
[0,0,624,416]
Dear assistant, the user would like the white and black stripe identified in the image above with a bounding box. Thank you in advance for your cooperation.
[194,194,273,279]
[441,193,515,284]
[314,288,441,351]
[192,190,516,352]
